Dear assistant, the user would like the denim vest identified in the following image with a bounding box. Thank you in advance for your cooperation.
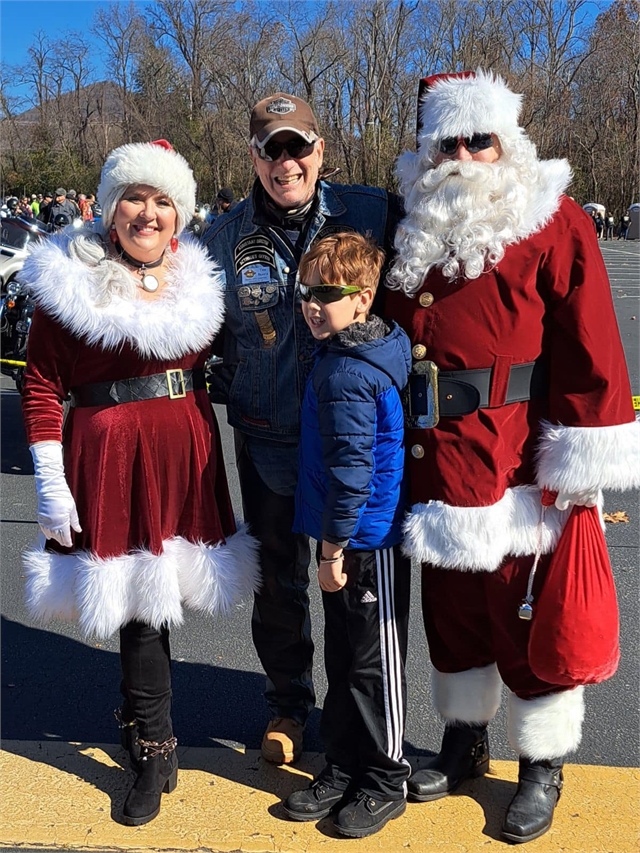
[203,181,390,441]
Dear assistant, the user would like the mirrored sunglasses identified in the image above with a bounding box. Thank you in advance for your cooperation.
[438,133,495,155]
[256,138,316,162]
[299,283,362,304]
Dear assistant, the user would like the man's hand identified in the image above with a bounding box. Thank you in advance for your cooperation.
[554,489,599,511]
[30,441,82,547]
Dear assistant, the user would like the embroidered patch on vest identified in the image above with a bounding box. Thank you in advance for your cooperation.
[235,235,276,275]
[312,224,357,244]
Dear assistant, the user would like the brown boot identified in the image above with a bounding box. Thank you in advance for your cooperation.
[261,717,304,764]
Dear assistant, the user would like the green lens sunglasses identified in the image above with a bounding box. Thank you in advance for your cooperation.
[299,283,362,304]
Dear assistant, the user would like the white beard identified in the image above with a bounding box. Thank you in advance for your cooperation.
[388,157,536,294]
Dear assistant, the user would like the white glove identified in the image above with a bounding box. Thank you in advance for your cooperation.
[30,441,82,547]
[554,488,599,511]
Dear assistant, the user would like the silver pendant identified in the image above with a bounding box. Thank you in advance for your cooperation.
[141,273,159,292]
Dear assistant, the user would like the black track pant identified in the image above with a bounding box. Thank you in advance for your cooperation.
[320,545,411,800]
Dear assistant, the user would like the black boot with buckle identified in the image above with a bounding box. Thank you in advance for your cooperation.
[114,707,140,768]
[122,736,178,826]
[408,723,489,802]
[501,757,563,844]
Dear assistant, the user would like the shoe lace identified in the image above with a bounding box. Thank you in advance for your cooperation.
[354,790,375,806]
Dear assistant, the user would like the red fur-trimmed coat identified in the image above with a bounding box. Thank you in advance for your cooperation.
[20,231,260,638]
[386,193,639,571]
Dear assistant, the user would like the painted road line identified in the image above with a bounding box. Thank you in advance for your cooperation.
[1,743,638,853]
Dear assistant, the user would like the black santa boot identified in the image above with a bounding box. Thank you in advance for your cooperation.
[501,756,563,844]
[408,723,490,802]
[122,735,178,826]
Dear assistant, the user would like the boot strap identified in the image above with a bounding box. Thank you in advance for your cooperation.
[471,740,488,764]
[138,735,178,759]
[520,766,563,790]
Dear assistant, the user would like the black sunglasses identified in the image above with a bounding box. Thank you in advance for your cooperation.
[256,138,316,162]
[438,133,495,155]
[299,283,362,304]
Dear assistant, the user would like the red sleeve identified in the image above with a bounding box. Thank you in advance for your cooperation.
[21,308,80,444]
[540,198,634,428]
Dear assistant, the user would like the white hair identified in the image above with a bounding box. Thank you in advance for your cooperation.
[387,135,540,295]
[66,226,138,305]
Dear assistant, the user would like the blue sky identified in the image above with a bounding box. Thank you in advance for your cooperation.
[2,0,117,65]
[1,0,153,100]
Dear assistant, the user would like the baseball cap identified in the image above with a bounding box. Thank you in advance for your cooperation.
[250,93,319,147]
[55,187,67,196]
[216,187,234,202]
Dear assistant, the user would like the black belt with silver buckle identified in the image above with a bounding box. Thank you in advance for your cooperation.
[404,360,548,428]
[69,368,206,408]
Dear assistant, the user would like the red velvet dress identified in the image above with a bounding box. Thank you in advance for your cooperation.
[20,232,259,638]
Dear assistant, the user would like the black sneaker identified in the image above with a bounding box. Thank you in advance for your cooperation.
[283,778,348,821]
[333,790,407,838]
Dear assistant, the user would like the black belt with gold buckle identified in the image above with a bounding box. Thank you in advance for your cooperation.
[403,360,547,428]
[69,368,206,408]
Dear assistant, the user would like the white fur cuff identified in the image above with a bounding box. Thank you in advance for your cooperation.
[23,524,260,639]
[432,664,503,724]
[507,687,585,759]
[536,418,640,494]
[402,485,568,571]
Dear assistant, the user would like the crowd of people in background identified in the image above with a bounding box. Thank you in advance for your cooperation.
[0,188,101,227]
[589,206,632,240]
[2,187,634,242]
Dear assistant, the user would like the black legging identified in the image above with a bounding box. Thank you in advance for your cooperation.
[119,620,173,741]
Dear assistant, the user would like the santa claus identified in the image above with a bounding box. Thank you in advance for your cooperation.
[385,70,640,843]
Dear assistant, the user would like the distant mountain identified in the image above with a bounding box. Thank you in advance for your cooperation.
[5,81,124,125]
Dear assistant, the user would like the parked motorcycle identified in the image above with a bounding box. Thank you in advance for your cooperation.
[0,278,35,392]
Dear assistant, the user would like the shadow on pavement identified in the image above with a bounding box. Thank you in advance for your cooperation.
[1,390,32,475]
[0,616,322,800]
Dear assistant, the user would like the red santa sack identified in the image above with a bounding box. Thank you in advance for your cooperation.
[528,504,620,685]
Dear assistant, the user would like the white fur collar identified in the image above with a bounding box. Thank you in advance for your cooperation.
[515,158,572,242]
[22,232,225,359]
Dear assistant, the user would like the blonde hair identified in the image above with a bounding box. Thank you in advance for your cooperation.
[299,232,385,294]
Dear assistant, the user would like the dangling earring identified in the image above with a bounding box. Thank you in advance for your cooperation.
[109,226,118,244]
[170,236,179,253]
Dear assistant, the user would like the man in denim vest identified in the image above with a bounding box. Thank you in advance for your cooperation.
[203,93,402,764]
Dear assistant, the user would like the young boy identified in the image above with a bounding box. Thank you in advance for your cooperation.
[283,232,412,838]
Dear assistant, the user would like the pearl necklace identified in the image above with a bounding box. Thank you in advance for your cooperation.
[117,243,165,292]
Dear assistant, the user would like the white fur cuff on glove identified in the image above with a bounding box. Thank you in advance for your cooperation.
[554,489,599,511]
[30,441,82,547]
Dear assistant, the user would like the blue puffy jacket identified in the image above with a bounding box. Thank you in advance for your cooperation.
[293,317,411,550]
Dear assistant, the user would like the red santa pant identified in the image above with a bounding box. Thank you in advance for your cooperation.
[421,552,571,701]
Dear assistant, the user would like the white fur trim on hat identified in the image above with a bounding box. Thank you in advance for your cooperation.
[507,687,585,759]
[23,525,261,639]
[432,664,503,724]
[536,418,640,494]
[418,69,524,155]
[97,141,196,236]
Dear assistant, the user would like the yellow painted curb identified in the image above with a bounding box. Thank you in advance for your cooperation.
[1,742,638,852]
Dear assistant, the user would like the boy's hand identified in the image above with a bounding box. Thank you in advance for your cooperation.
[318,556,347,592]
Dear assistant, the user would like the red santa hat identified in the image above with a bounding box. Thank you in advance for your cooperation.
[97,139,196,236]
[416,69,524,153]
